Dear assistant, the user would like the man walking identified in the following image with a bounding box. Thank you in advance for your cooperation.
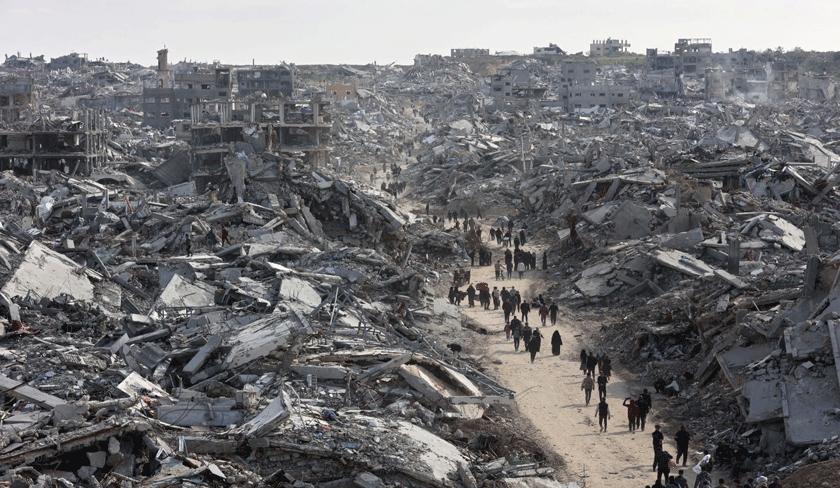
[503,299,513,326]
[652,425,665,471]
[656,449,674,484]
[510,316,523,351]
[597,372,609,401]
[520,300,531,324]
[637,388,652,431]
[548,301,559,326]
[622,398,640,432]
[528,328,543,363]
[581,373,594,406]
[675,426,691,467]
[595,399,610,432]
[467,283,476,308]
[492,287,500,310]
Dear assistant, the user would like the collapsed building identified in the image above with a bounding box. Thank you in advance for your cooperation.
[0,75,35,123]
[0,109,107,174]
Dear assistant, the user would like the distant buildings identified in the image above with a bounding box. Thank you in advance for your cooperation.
[533,44,566,56]
[799,73,837,102]
[589,39,630,57]
[450,48,490,58]
[489,63,547,100]
[674,38,713,75]
[236,65,294,98]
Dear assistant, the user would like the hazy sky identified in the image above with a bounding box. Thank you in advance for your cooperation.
[1,0,836,65]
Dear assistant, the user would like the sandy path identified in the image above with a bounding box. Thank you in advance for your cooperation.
[455,234,697,488]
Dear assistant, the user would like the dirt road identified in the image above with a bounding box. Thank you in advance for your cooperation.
[457,236,697,488]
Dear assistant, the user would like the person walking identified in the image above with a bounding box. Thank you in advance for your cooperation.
[539,303,549,326]
[542,251,547,270]
[492,287,500,310]
[495,260,502,281]
[520,300,531,324]
[637,389,652,431]
[480,286,491,310]
[516,260,526,279]
[675,426,691,467]
[528,328,543,363]
[581,373,594,406]
[586,352,598,377]
[503,299,513,326]
[522,323,532,352]
[652,425,665,471]
[595,399,611,432]
[506,260,513,279]
[510,316,523,351]
[467,283,476,308]
[622,398,641,432]
[549,301,559,326]
[514,289,522,313]
[579,349,588,375]
[656,449,675,485]
[551,330,562,356]
[597,372,609,400]
[184,231,192,257]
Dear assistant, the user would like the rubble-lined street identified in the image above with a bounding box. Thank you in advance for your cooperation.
[1,3,839,487]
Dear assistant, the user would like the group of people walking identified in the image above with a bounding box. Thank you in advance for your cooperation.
[498,289,562,363]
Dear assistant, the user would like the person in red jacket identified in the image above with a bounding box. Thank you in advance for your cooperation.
[622,398,641,432]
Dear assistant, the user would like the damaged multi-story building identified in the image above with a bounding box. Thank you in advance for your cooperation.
[674,38,713,76]
[799,73,837,102]
[0,109,107,174]
[155,97,331,191]
[488,62,547,102]
[589,38,631,57]
[0,74,36,123]
[236,64,294,99]
[556,59,634,111]
[142,49,231,129]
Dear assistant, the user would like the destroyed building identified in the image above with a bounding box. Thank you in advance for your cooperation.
[0,109,107,174]
[674,37,713,75]
[589,38,631,57]
[236,64,294,98]
[142,49,232,129]
[0,74,35,123]
[488,62,547,102]
[532,43,566,57]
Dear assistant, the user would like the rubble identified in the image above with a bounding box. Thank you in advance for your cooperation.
[0,48,566,488]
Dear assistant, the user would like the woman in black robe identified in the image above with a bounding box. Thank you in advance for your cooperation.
[551,330,563,356]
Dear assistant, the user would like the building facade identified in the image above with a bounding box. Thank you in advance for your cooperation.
[589,39,630,57]
[236,65,294,98]
[0,76,35,123]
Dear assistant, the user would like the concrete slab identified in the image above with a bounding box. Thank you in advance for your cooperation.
[781,368,840,445]
[2,241,96,301]
[157,274,217,309]
[742,379,784,423]
[785,322,830,359]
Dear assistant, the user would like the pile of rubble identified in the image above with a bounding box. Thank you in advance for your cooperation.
[398,64,840,480]
[0,53,571,486]
[0,154,574,486]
